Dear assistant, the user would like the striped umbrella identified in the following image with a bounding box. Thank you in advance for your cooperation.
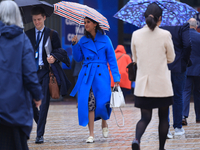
[54,1,110,31]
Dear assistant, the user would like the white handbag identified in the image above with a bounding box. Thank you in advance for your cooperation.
[110,86,126,108]
[110,86,126,127]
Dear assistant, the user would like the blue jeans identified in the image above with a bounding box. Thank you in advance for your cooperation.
[170,71,186,129]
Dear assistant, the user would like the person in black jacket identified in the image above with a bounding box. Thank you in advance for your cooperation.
[26,6,71,144]
[162,22,192,138]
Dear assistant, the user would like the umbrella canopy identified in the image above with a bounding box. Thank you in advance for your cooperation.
[114,0,198,27]
[54,1,110,31]
[14,0,53,24]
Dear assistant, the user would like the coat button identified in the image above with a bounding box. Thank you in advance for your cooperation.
[85,73,86,76]
[87,57,89,60]
[98,57,99,59]
[99,73,101,76]
[97,65,100,67]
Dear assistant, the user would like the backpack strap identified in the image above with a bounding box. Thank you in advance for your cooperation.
[117,54,124,61]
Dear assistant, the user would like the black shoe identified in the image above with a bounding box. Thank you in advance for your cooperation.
[196,120,200,123]
[132,139,140,150]
[35,136,44,144]
[182,117,187,126]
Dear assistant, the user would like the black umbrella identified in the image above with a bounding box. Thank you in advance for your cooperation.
[14,0,53,24]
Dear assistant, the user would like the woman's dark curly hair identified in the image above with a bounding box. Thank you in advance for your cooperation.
[84,17,104,38]
[144,2,163,31]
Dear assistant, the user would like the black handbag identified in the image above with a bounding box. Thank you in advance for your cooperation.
[126,62,137,81]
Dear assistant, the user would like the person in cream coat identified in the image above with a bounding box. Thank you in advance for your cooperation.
[131,3,175,150]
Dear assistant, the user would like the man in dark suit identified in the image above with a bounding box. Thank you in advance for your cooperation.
[26,6,61,144]
[182,18,200,125]
[162,22,192,138]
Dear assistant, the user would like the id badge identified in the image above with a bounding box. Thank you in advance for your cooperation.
[35,52,38,59]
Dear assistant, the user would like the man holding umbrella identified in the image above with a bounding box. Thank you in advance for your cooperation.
[25,6,64,144]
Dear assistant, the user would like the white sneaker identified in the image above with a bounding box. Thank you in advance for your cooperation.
[174,127,185,136]
[167,129,173,139]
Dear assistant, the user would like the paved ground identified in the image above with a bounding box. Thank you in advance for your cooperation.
[28,95,200,150]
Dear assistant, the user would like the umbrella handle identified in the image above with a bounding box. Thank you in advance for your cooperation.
[72,24,81,45]
[75,24,81,36]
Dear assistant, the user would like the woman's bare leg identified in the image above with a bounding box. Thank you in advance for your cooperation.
[102,119,108,128]
[88,111,95,137]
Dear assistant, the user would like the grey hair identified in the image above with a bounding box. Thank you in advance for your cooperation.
[188,18,197,28]
[0,0,23,28]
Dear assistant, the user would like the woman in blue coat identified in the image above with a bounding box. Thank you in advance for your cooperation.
[71,17,120,143]
[0,1,43,149]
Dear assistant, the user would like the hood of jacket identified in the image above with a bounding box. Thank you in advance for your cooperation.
[115,45,126,54]
[0,21,23,39]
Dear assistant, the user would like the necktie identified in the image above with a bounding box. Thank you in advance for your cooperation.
[35,31,41,70]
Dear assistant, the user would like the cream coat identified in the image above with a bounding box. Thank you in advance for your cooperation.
[131,25,175,97]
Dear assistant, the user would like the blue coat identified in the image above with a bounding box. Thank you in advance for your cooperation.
[187,29,200,76]
[161,23,192,73]
[0,21,43,137]
[70,32,120,126]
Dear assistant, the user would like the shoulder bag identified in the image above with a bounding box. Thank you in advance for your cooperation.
[126,62,137,81]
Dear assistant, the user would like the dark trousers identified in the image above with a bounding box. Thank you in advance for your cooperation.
[170,71,186,129]
[32,69,50,137]
[183,76,200,121]
[0,124,28,150]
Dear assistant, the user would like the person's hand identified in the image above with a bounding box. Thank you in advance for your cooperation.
[114,82,120,87]
[33,99,42,108]
[72,35,78,45]
[47,55,56,64]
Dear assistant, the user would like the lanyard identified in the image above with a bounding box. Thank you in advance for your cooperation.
[34,28,45,52]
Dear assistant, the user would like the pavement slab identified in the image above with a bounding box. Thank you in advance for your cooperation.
[28,98,200,150]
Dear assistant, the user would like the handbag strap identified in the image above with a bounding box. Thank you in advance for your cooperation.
[111,85,125,127]
[48,29,54,70]
[112,107,125,127]
[49,65,53,74]
[50,29,54,40]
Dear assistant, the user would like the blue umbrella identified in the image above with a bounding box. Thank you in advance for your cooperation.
[114,0,198,27]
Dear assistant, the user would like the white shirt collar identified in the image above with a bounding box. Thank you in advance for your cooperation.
[35,26,45,33]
